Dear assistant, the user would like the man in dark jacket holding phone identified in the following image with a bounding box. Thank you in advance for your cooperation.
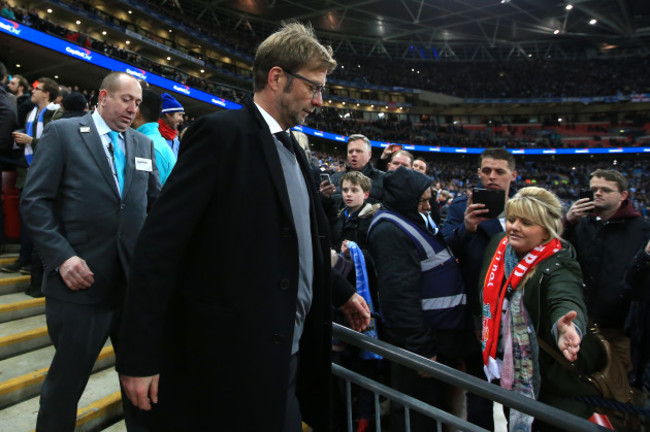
[440,147,518,430]
[442,148,517,318]
[564,169,650,431]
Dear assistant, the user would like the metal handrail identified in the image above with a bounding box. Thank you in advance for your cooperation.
[332,323,609,432]
[333,364,487,432]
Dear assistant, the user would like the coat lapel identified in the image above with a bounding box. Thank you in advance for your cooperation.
[78,114,120,199]
[245,101,295,224]
[258,131,294,223]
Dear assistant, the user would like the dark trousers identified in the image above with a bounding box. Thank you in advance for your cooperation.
[332,347,382,431]
[28,249,44,293]
[18,189,33,263]
[390,361,448,432]
[283,354,302,432]
[36,297,150,432]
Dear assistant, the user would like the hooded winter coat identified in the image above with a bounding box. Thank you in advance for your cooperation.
[368,167,469,359]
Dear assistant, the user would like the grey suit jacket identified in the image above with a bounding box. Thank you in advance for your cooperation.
[21,112,161,305]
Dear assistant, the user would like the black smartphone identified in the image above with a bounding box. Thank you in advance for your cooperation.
[320,173,331,185]
[579,189,594,201]
[472,188,506,219]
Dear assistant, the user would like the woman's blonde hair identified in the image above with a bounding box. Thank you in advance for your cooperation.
[506,186,564,240]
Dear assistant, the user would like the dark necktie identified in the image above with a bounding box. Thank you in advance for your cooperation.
[274,131,294,154]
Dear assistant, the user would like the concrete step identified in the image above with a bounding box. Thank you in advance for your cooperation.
[0,345,115,409]
[0,245,20,255]
[0,315,48,359]
[0,275,31,296]
[0,254,128,430]
[0,257,17,266]
[0,367,122,432]
[0,294,45,324]
[101,419,126,431]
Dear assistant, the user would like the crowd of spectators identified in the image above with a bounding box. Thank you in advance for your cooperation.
[143,0,650,99]
[330,55,650,98]
[1,1,250,103]
[3,1,650,155]
[11,0,650,102]
[118,0,650,99]
[313,148,650,220]
[306,108,650,149]
[6,0,650,148]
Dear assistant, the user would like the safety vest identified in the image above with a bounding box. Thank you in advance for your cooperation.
[369,210,467,329]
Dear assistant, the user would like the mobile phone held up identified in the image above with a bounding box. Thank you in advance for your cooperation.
[472,188,506,219]
[320,173,331,185]
[579,189,594,201]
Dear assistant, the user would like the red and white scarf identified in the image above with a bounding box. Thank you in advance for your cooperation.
[481,236,561,380]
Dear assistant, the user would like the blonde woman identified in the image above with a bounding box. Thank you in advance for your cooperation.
[479,186,600,431]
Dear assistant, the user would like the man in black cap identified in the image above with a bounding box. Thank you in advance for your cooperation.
[60,91,88,118]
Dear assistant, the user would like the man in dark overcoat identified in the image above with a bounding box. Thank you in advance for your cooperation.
[117,22,369,432]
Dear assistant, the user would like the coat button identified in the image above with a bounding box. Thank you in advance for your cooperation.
[279,279,290,291]
[120,203,126,210]
[272,333,284,344]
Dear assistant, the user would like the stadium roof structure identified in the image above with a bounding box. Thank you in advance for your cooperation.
[168,0,650,60]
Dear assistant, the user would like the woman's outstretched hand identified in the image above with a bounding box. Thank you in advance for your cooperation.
[557,310,581,362]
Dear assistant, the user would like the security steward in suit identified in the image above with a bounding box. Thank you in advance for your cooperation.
[20,71,161,432]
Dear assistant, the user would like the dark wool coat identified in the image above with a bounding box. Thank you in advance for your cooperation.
[117,99,333,431]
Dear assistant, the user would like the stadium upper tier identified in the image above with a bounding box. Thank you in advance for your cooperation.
[2,1,650,156]
[11,0,650,101]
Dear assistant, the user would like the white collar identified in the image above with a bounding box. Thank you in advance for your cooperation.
[92,110,121,138]
[254,102,290,135]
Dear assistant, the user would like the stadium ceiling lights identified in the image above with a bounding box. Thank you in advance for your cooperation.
[589,18,598,25]
[566,4,573,10]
